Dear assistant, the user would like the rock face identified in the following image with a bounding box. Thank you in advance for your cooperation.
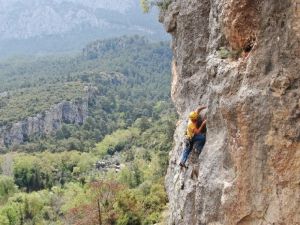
[160,1,300,224]
[0,86,96,150]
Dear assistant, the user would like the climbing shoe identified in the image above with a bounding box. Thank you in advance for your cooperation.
[179,162,188,169]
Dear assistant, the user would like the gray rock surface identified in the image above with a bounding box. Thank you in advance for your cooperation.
[0,86,96,150]
[160,0,300,224]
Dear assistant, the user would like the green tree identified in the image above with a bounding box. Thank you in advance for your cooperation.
[134,117,151,133]
[0,176,16,202]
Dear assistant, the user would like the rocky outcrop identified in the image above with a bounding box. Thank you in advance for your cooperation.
[0,86,97,150]
[160,1,300,225]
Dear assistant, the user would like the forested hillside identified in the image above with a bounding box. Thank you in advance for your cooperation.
[0,36,177,224]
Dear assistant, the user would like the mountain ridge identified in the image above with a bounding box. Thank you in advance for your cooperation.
[0,0,168,57]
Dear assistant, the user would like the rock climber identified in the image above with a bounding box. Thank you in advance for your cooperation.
[179,105,207,168]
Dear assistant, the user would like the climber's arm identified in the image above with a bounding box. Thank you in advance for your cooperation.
[195,120,206,134]
[196,105,207,114]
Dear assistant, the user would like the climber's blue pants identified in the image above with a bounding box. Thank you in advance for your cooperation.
[180,134,206,164]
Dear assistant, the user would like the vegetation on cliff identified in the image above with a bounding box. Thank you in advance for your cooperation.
[140,0,172,13]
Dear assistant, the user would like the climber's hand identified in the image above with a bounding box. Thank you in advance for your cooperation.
[196,106,207,114]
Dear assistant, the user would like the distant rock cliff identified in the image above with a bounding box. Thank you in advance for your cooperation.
[160,0,300,224]
[0,86,97,150]
[0,0,144,40]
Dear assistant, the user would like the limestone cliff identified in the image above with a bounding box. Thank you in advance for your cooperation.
[160,1,300,224]
[0,86,97,150]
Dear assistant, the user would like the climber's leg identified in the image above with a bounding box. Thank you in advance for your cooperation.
[180,139,191,166]
[192,134,206,154]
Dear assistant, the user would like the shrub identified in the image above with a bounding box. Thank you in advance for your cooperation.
[140,0,172,13]
[218,47,242,60]
[0,176,16,201]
